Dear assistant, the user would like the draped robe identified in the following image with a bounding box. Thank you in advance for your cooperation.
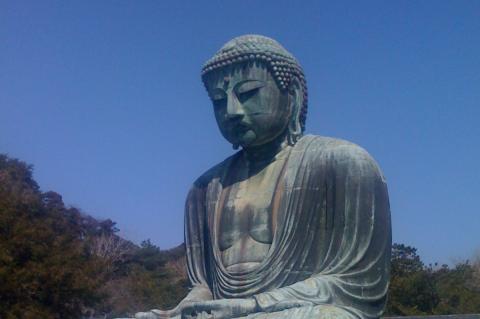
[185,135,391,319]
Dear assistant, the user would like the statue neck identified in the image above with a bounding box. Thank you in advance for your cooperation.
[242,132,290,164]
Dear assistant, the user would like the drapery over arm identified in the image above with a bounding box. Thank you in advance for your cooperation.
[184,185,213,301]
[252,139,391,319]
[184,154,239,302]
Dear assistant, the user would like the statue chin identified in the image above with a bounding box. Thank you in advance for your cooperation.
[241,130,257,146]
[232,130,257,149]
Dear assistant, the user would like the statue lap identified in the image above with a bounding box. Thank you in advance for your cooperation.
[242,305,356,319]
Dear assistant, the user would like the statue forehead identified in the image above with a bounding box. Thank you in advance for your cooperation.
[205,62,273,86]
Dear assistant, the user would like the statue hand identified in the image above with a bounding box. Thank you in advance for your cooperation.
[134,286,213,319]
[181,298,257,319]
[135,300,195,319]
[261,300,313,313]
[135,309,175,319]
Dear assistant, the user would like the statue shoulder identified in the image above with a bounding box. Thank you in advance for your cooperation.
[300,134,386,181]
[192,152,241,188]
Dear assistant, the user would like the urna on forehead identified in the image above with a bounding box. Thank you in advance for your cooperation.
[201,35,306,93]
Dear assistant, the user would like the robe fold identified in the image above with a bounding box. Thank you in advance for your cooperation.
[184,135,391,319]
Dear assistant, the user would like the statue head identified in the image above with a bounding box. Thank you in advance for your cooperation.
[201,35,308,149]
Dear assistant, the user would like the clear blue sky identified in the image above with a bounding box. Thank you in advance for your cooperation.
[1,1,479,265]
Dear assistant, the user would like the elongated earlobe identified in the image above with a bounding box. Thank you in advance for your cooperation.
[287,77,304,145]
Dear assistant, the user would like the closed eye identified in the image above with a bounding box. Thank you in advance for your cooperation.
[237,88,259,103]
[236,80,265,103]
[236,80,265,94]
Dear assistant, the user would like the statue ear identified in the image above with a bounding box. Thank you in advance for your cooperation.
[287,77,304,145]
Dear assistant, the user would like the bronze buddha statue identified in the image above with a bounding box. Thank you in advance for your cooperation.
[134,35,391,319]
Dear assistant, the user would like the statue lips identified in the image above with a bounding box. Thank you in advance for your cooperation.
[232,121,249,133]
[230,122,255,142]
[226,117,245,134]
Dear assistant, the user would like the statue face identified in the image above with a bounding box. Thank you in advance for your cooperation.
[205,62,291,148]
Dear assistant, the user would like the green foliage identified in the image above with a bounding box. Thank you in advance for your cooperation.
[433,262,480,314]
[0,155,105,319]
[387,243,437,314]
[386,243,480,316]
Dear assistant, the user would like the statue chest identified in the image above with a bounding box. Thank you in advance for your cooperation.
[219,178,275,249]
[217,154,288,270]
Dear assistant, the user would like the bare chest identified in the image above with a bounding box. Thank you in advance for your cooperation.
[217,155,287,270]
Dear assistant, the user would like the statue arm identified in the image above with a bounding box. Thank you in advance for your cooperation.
[135,185,214,319]
[253,143,391,318]
[184,185,214,299]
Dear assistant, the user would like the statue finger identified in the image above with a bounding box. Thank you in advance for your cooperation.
[211,309,226,319]
[152,309,174,318]
[151,309,167,314]
[181,313,194,319]
[181,307,197,319]
[135,312,160,319]
[192,301,216,312]
[204,311,215,319]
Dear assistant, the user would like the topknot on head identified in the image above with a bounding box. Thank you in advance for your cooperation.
[218,35,289,57]
[201,34,306,93]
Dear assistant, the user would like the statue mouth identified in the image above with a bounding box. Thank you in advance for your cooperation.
[229,121,251,135]
[224,120,257,147]
[234,123,249,132]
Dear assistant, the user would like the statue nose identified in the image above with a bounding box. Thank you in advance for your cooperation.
[226,95,245,120]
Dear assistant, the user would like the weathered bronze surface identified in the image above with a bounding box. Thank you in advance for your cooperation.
[134,35,391,319]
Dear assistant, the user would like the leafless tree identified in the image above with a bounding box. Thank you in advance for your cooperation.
[89,234,133,273]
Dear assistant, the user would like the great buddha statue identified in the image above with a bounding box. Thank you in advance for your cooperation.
[134,35,391,319]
